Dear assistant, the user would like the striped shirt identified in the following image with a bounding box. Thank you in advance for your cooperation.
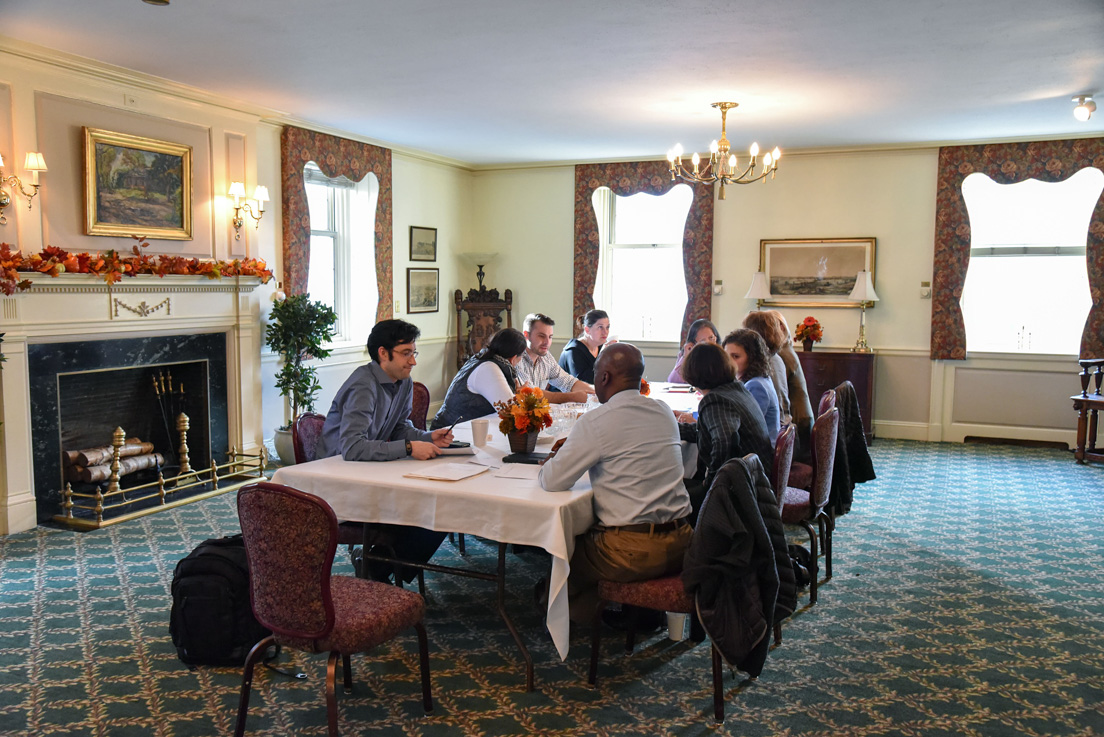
[516,350,578,392]
[679,380,774,488]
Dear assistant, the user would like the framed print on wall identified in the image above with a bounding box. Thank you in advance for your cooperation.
[83,127,193,240]
[759,237,876,307]
[409,226,437,262]
[407,267,439,313]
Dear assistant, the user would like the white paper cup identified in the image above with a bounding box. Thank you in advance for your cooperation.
[667,612,688,641]
[471,419,489,447]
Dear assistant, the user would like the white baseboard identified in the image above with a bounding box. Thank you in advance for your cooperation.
[872,420,930,441]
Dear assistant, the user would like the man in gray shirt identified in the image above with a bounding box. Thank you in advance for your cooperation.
[539,343,692,623]
[316,319,454,581]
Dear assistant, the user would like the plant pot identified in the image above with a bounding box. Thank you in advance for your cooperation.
[802,339,814,352]
[508,431,540,454]
[273,427,296,465]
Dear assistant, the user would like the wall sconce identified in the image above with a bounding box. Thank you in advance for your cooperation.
[228,181,269,240]
[0,152,48,225]
[1073,95,1096,122]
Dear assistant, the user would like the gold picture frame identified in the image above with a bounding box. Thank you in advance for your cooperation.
[758,237,877,308]
[83,127,193,240]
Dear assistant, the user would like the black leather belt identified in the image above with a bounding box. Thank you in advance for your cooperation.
[603,517,689,534]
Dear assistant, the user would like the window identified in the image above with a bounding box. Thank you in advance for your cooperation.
[592,185,693,342]
[960,167,1102,354]
[304,163,379,342]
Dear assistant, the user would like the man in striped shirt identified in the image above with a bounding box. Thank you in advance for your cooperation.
[517,312,593,404]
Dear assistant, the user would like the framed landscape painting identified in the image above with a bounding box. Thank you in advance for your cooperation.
[410,226,437,262]
[759,237,876,307]
[407,268,439,313]
[83,127,193,240]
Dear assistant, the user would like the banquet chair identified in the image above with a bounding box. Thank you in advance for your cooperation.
[788,389,835,491]
[769,423,796,645]
[409,381,431,430]
[292,412,366,552]
[588,458,793,723]
[293,413,426,592]
[780,407,839,604]
[234,481,432,737]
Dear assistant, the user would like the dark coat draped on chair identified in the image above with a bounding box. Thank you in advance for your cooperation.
[682,455,795,677]
[828,381,876,516]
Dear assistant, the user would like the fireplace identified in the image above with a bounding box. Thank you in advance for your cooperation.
[0,275,269,535]
[28,333,229,523]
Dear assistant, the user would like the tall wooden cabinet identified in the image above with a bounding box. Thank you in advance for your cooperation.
[796,350,876,441]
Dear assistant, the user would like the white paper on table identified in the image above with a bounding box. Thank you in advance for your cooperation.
[494,464,541,480]
[403,463,490,482]
[437,444,476,456]
[468,449,504,468]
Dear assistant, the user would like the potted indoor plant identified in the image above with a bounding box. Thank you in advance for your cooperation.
[265,293,338,463]
[495,386,553,454]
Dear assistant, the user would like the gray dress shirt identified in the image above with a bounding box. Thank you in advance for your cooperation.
[315,361,433,461]
[538,389,692,527]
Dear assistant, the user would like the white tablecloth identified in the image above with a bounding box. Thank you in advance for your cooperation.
[650,382,702,477]
[271,419,594,661]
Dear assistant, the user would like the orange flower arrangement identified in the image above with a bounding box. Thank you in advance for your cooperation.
[1,237,273,296]
[639,378,650,396]
[495,386,553,435]
[794,316,823,343]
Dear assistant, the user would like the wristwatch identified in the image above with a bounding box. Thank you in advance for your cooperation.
[405,440,413,456]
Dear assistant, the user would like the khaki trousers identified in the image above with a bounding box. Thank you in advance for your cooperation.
[567,522,693,623]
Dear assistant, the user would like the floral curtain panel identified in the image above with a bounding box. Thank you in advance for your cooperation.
[573,161,714,340]
[280,126,393,322]
[931,139,1104,360]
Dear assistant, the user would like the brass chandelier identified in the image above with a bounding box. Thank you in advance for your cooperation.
[667,102,780,200]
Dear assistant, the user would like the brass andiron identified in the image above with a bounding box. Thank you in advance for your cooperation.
[176,413,191,475]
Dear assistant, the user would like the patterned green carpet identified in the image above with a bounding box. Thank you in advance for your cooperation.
[1,440,1103,736]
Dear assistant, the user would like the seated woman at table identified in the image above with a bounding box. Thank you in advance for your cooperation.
[743,310,814,457]
[431,328,526,429]
[679,342,774,516]
[723,328,781,440]
[558,309,611,384]
[668,318,721,383]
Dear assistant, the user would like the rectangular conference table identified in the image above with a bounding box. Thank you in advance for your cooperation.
[270,385,700,689]
[271,419,594,690]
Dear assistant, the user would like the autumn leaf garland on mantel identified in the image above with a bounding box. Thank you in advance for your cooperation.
[0,236,273,296]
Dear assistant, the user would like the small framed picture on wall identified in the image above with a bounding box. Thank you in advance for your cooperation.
[410,226,437,262]
[407,268,439,313]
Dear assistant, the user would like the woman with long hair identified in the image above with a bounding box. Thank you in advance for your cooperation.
[743,310,814,455]
[432,328,527,429]
[723,328,781,439]
[667,318,720,384]
[558,309,611,384]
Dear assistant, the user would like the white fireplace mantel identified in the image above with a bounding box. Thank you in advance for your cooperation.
[0,274,267,534]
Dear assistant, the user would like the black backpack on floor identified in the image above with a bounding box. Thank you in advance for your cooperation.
[169,533,271,666]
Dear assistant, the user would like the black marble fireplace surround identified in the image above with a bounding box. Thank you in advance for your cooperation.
[28,333,229,522]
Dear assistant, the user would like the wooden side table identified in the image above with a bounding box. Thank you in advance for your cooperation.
[454,286,512,370]
[1072,358,1104,464]
[796,350,876,441]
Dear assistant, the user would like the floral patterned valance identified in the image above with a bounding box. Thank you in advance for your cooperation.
[281,126,393,322]
[931,139,1104,360]
[573,161,714,340]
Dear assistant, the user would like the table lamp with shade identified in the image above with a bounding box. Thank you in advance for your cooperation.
[459,251,497,289]
[745,271,771,308]
[849,271,879,353]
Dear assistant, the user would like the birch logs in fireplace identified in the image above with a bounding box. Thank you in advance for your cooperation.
[62,435,164,484]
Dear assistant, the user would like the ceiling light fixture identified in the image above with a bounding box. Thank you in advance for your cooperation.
[1073,95,1096,122]
[667,102,780,200]
[142,0,170,6]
